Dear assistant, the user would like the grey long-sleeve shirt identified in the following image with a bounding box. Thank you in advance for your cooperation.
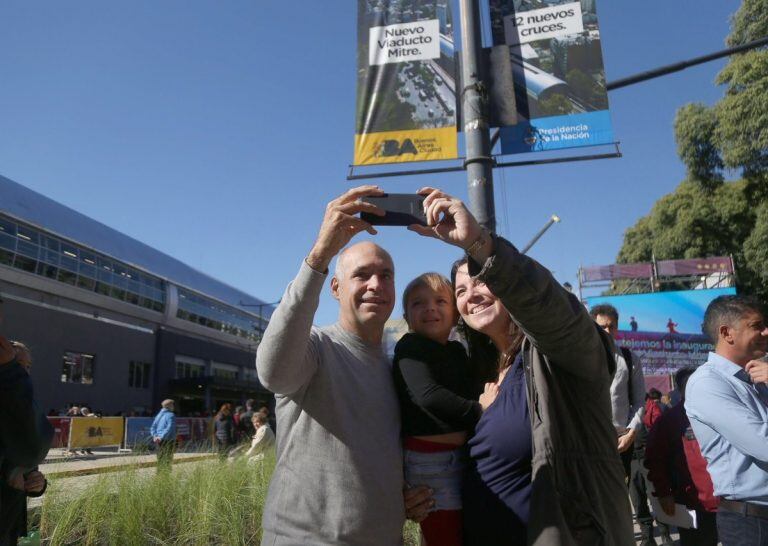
[256,261,404,546]
[609,344,646,434]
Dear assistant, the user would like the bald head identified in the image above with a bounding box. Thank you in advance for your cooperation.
[331,241,395,345]
[334,242,393,280]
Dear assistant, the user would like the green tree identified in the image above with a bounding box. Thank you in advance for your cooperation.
[674,0,768,189]
[615,0,768,300]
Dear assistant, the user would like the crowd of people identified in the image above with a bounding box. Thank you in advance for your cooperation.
[256,185,768,546]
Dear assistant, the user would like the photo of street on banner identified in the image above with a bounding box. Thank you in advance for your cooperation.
[354,0,459,166]
[490,0,615,155]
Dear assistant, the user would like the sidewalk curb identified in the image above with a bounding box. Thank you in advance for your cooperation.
[46,454,217,479]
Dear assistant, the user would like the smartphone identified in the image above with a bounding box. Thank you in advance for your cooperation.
[360,194,427,226]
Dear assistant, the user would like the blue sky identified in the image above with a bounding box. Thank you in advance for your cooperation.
[0,1,742,326]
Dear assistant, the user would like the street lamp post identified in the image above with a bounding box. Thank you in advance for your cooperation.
[520,214,561,255]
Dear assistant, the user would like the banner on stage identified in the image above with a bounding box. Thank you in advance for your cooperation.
[586,287,737,374]
[354,0,458,165]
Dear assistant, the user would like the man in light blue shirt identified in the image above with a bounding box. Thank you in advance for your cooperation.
[685,295,768,546]
[150,399,176,472]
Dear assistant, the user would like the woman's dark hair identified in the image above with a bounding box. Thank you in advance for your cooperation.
[647,388,662,401]
[216,403,232,419]
[450,257,524,384]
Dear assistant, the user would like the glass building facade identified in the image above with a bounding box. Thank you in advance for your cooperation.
[0,214,263,342]
[0,215,166,312]
[177,288,262,342]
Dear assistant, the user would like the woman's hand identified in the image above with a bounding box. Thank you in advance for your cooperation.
[408,188,493,262]
[480,382,500,411]
[404,485,434,523]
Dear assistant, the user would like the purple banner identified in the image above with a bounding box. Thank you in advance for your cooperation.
[616,331,713,375]
[581,263,653,282]
[656,257,733,276]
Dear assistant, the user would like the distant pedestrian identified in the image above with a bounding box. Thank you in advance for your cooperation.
[645,367,719,546]
[591,304,671,546]
[213,403,234,458]
[78,407,94,455]
[643,389,665,431]
[244,413,275,462]
[239,399,257,439]
[150,399,177,472]
[258,404,275,432]
[667,318,678,334]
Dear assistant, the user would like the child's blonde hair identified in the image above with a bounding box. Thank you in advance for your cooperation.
[402,272,455,324]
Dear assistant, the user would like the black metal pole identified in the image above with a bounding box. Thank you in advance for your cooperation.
[460,0,496,231]
[607,36,768,91]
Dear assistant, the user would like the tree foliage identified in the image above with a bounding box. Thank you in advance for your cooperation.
[673,0,768,189]
[616,0,768,300]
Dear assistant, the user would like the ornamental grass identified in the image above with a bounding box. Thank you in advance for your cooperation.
[36,454,421,545]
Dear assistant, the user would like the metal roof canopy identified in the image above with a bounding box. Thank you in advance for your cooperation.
[0,174,273,319]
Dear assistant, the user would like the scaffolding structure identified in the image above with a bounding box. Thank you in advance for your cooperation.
[578,255,736,301]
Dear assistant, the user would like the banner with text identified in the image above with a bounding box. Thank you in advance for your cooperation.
[354,0,458,165]
[124,417,154,449]
[490,0,614,154]
[586,287,737,374]
[68,417,125,449]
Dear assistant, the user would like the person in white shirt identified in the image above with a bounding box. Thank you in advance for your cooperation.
[245,413,274,461]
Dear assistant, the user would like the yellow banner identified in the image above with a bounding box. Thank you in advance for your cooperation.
[69,417,125,448]
[354,127,458,166]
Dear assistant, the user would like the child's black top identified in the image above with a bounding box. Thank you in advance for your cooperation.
[393,332,482,436]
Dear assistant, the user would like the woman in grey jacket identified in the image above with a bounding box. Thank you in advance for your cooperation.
[408,188,634,546]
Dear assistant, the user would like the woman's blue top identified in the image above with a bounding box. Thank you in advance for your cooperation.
[462,354,533,546]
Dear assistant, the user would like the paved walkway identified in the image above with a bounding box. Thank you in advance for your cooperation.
[41,450,215,478]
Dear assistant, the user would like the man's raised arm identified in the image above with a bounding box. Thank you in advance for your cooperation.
[256,186,384,395]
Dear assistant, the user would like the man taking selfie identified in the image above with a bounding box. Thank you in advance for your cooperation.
[256,186,407,545]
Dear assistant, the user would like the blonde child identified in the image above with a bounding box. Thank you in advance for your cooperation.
[393,273,483,546]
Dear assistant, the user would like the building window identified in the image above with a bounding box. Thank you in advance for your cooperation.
[129,361,151,389]
[213,368,238,380]
[61,352,95,385]
[175,360,205,379]
[0,215,167,312]
[176,288,263,342]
